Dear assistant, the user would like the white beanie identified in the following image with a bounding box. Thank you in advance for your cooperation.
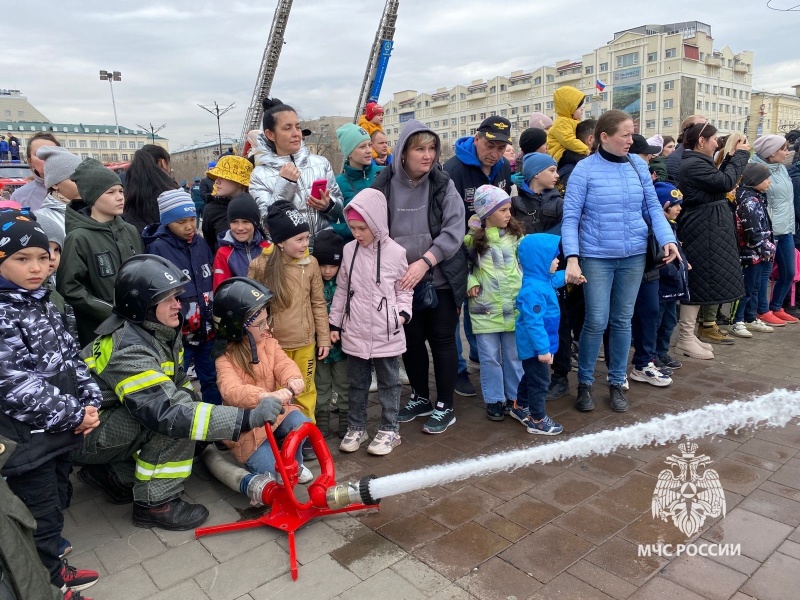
[647,135,664,155]
[36,146,82,190]
[753,135,786,161]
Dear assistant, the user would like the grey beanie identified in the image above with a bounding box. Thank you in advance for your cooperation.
[37,146,82,190]
[35,208,66,250]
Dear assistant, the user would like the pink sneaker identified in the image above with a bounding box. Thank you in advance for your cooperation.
[758,311,787,327]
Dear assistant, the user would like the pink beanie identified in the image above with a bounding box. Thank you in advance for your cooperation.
[346,207,367,223]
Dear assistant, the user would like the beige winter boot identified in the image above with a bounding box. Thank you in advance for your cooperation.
[675,304,714,360]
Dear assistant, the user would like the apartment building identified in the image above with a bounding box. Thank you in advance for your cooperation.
[382,21,754,150]
[749,91,800,137]
[0,89,50,123]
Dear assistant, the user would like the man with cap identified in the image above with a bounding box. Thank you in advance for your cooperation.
[444,116,514,396]
[630,134,664,182]
[646,135,668,182]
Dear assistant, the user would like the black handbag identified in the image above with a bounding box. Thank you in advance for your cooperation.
[412,272,439,311]
[626,156,665,272]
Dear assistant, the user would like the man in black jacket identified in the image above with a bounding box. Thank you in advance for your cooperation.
[666,115,706,184]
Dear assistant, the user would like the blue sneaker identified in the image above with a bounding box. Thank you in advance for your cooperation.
[508,402,530,426]
[397,394,433,422]
[422,404,455,434]
[59,537,73,559]
[524,415,564,436]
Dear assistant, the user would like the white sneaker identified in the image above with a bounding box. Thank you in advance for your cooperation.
[399,365,410,385]
[339,429,369,452]
[367,430,401,456]
[630,362,672,387]
[369,371,378,393]
[745,319,774,333]
[298,465,313,484]
[606,374,629,391]
[729,322,753,338]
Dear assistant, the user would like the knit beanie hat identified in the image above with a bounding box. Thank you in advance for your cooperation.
[36,211,65,250]
[528,112,553,130]
[753,135,786,160]
[37,145,82,190]
[0,212,50,265]
[741,163,771,188]
[365,102,384,122]
[654,182,683,208]
[519,128,548,155]
[472,185,511,222]
[70,158,121,206]
[207,155,253,188]
[336,123,371,160]
[227,194,261,228]
[311,229,344,266]
[158,189,196,225]
[266,200,309,244]
[345,206,367,223]
[522,152,557,183]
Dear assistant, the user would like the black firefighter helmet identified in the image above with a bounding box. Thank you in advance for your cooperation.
[113,254,189,324]
[213,277,273,341]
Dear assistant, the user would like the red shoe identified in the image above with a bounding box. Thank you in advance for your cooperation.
[61,560,99,592]
[771,308,799,323]
[64,590,92,600]
[758,311,787,327]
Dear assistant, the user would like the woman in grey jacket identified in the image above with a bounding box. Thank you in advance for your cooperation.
[249,98,343,249]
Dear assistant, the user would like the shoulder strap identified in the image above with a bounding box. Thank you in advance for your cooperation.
[342,243,360,325]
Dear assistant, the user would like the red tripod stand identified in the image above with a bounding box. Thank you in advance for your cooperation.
[195,422,378,580]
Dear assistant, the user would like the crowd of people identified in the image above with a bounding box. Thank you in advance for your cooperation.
[1,88,799,600]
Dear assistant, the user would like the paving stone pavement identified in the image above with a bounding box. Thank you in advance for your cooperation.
[64,320,800,599]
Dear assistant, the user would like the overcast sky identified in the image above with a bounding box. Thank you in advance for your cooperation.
[4,1,798,149]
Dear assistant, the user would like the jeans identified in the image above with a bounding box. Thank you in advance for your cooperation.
[183,339,222,405]
[631,279,660,369]
[403,288,459,409]
[656,301,678,356]
[578,254,645,386]
[769,235,796,310]
[516,357,551,420]
[475,331,523,404]
[734,262,768,323]
[455,303,478,373]
[348,355,401,432]
[244,410,310,476]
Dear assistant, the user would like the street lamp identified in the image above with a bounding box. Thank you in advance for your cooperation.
[198,101,236,157]
[136,123,167,145]
[99,70,122,152]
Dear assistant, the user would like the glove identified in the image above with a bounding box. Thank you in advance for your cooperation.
[247,397,284,429]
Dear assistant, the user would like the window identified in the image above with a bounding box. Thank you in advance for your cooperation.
[461,129,466,136]
[425,101,430,107]
[17,111,24,118]
[647,52,657,62]
[433,121,439,128]
[521,105,530,114]
[79,140,87,148]
[3,110,9,118]
[700,52,705,61]
[705,84,710,93]
[137,142,144,149]
[460,93,466,100]
[500,84,507,91]
[81,153,89,160]
[546,74,554,82]
[99,140,108,149]
[646,120,656,129]
[534,76,542,85]
[110,141,117,149]
[664,99,673,109]
[726,88,731,97]
[705,102,709,111]
[489,111,496,117]
[479,112,486,120]
[121,154,128,161]
[68,140,76,148]
[600,92,608,100]
[646,83,657,93]
[712,86,717,94]
[585,66,594,75]
[119,141,127,149]
[460,116,466,123]
[712,102,717,111]
[533,103,542,111]
[450,95,455,102]
[500,109,507,116]
[101,154,110,161]
[646,101,656,111]
[546,101,554,110]
[90,141,98,149]
[697,100,703,110]
[451,118,457,125]
[416,102,421,109]
[511,107,518,115]
[616,52,639,68]
[599,62,608,72]
[698,82,703,93]
[663,118,673,127]
[442,132,448,139]
[489,86,496,93]
[664,80,674,90]
[469,128,476,135]
[665,48,676,58]
[470,114,477,122]
[111,154,118,161]
[728,59,733,68]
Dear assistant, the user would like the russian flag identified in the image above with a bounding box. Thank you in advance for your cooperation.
[596,79,606,92]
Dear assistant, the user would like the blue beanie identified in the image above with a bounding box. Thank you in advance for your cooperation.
[654,182,683,208]
[336,123,371,160]
[522,152,557,183]
[158,189,197,225]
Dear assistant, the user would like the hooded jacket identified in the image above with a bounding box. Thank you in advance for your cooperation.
[333,161,384,241]
[57,207,144,347]
[202,193,234,254]
[515,234,566,359]
[249,135,344,242]
[215,337,303,464]
[143,224,215,344]
[735,185,775,264]
[511,185,564,235]
[328,189,413,360]
[212,229,270,290]
[750,153,795,236]
[444,137,512,220]
[34,193,67,244]
[371,119,468,305]
[0,279,102,477]
[10,174,47,212]
[464,225,522,334]
[561,149,675,260]
[546,87,588,164]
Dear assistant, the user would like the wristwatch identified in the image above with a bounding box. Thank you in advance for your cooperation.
[421,256,433,270]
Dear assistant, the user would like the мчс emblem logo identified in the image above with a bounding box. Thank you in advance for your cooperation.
[651,441,726,537]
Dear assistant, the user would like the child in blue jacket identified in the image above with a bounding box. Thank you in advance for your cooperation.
[512,233,565,435]
[144,189,220,404]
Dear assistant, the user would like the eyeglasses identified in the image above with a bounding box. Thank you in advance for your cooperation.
[248,315,272,331]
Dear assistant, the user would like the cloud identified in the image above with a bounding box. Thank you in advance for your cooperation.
[2,0,794,151]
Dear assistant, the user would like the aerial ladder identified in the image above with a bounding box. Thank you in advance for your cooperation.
[353,0,400,122]
[240,0,294,145]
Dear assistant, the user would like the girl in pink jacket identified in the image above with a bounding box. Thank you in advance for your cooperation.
[329,189,413,456]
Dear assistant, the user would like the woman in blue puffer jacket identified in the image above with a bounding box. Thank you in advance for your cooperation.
[562,110,679,414]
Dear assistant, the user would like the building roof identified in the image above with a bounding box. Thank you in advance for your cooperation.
[172,137,240,154]
[0,121,166,139]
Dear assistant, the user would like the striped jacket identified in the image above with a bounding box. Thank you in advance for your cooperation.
[81,319,243,441]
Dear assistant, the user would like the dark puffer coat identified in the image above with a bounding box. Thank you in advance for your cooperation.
[677,149,749,304]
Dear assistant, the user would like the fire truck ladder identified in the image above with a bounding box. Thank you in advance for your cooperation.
[240,0,294,143]
[353,0,399,122]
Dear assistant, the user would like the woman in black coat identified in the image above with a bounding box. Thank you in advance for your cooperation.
[675,122,749,359]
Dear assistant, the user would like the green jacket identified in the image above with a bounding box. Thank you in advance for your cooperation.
[650,156,668,182]
[0,436,63,600]
[332,162,384,240]
[464,227,523,334]
[57,207,144,347]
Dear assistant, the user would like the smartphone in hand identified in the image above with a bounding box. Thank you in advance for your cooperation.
[310,179,327,200]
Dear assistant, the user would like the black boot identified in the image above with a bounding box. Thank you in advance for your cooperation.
[546,375,570,400]
[77,464,134,505]
[132,498,209,531]
[609,384,629,413]
[575,383,595,412]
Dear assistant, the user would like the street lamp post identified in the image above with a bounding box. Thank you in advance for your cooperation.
[99,70,122,152]
[198,102,236,157]
[136,123,167,145]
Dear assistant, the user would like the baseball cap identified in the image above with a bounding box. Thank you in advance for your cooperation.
[477,116,512,144]
[630,134,661,155]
